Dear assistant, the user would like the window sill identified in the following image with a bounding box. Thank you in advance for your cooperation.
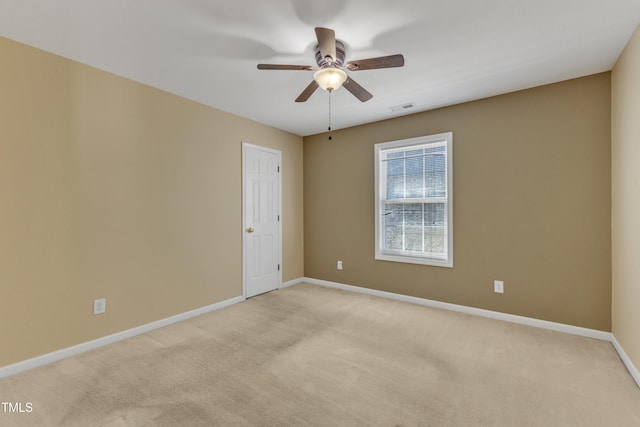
[375,252,453,268]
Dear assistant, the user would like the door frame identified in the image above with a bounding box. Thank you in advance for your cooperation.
[242,141,282,299]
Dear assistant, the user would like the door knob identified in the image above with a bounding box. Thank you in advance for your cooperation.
[246,227,254,233]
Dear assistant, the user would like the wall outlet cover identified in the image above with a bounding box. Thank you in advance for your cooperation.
[93,298,106,315]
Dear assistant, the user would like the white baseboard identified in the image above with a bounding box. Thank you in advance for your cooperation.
[611,335,640,388]
[303,277,611,340]
[281,277,306,289]
[0,295,244,380]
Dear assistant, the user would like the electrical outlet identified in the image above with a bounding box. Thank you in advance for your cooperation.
[337,260,343,270]
[93,298,106,315]
[494,280,504,294]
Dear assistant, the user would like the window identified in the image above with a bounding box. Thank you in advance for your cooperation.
[375,132,453,267]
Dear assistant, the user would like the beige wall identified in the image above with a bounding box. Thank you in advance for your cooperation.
[0,36,303,367]
[612,25,640,371]
[304,73,611,330]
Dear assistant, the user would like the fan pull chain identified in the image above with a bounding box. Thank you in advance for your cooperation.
[328,89,332,140]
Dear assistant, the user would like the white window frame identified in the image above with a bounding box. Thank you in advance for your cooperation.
[374,132,453,268]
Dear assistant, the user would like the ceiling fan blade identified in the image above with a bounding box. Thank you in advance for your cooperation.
[257,64,313,71]
[345,54,405,71]
[295,80,319,102]
[315,27,337,62]
[342,77,373,102]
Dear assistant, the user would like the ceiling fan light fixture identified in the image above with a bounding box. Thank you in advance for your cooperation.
[313,67,347,92]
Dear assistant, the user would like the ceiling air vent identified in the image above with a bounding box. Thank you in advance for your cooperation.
[390,102,416,112]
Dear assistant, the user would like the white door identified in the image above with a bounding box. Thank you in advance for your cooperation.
[242,142,281,298]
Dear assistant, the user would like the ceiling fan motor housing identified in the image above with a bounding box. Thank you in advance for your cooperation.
[315,40,346,67]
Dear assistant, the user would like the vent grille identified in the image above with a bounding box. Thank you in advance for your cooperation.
[390,102,416,112]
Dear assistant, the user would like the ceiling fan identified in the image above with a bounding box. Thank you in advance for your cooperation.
[257,27,404,103]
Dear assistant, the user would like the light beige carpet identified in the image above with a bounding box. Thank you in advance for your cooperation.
[0,283,639,426]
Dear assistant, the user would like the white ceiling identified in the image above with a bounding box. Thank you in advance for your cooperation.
[1,0,639,136]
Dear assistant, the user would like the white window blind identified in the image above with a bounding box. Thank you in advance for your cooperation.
[375,133,453,267]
